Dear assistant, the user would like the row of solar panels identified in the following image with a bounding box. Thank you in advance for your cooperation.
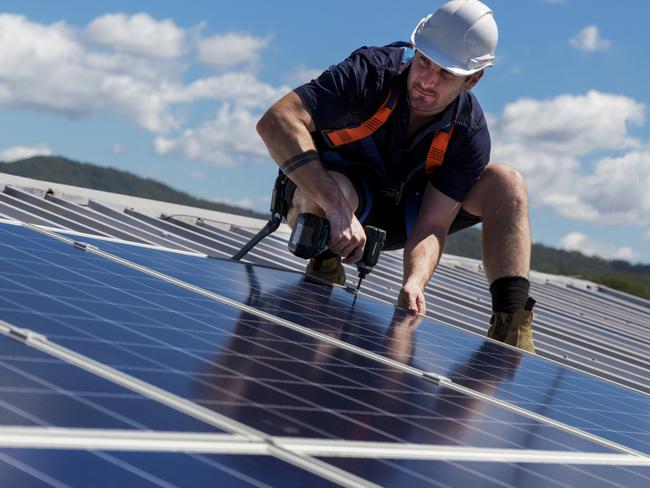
[0,180,648,396]
[1,174,649,487]
[1,220,649,487]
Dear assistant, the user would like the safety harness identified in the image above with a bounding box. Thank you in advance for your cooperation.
[322,86,455,178]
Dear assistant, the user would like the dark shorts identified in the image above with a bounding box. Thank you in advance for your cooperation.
[283,164,481,251]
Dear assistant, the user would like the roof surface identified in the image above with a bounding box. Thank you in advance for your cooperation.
[0,175,648,487]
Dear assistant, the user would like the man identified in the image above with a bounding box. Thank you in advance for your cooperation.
[256,0,536,353]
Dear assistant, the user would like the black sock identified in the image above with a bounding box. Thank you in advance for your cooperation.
[489,276,530,313]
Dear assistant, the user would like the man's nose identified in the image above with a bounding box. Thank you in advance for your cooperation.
[419,68,441,89]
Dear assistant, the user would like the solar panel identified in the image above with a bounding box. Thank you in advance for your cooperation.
[0,332,224,433]
[60,228,650,454]
[0,449,341,488]
[3,181,648,398]
[0,220,649,486]
[195,223,650,394]
[318,457,650,487]
[0,223,628,452]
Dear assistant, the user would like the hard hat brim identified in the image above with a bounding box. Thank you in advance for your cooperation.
[413,38,491,76]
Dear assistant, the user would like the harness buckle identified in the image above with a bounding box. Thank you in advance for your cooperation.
[381,181,406,207]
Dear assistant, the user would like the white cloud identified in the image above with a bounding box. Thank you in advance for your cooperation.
[494,91,643,157]
[0,14,185,132]
[190,171,206,180]
[0,13,289,159]
[491,91,648,223]
[85,13,185,59]
[557,232,639,262]
[0,144,52,162]
[542,150,650,225]
[570,25,610,52]
[644,230,650,242]
[154,104,270,166]
[197,33,270,70]
[169,73,289,109]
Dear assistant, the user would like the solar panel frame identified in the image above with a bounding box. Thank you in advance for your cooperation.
[0,192,107,236]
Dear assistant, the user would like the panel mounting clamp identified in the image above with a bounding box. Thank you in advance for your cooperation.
[423,372,453,386]
[5,325,48,345]
[72,241,100,252]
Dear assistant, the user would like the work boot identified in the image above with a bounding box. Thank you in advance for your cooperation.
[487,298,536,353]
[305,255,346,285]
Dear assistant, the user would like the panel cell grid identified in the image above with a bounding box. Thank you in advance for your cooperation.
[65,232,650,454]
[0,223,633,456]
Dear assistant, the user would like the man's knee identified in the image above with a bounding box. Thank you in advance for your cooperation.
[287,171,359,226]
[464,164,528,216]
[489,164,528,211]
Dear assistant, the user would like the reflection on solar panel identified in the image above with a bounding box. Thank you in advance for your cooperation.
[0,220,648,487]
[0,176,649,486]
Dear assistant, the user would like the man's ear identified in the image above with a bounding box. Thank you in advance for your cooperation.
[464,70,484,90]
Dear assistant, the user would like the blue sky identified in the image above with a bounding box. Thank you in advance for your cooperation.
[1,0,649,264]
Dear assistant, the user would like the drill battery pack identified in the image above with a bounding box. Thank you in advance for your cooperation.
[288,213,330,259]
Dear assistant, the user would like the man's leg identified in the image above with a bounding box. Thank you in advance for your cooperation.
[461,164,536,353]
[287,171,360,285]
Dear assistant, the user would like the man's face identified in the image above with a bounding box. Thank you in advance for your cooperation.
[406,51,482,117]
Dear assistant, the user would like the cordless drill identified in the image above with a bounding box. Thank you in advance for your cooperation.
[288,213,386,290]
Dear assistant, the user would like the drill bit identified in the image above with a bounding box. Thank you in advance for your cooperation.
[356,272,366,291]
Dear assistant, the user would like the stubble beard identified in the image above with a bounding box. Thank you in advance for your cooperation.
[408,85,442,115]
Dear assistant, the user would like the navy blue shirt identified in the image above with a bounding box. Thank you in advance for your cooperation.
[294,45,491,202]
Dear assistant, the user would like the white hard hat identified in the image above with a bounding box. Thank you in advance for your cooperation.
[410,0,498,76]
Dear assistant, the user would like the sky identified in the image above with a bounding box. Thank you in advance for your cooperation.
[1,0,649,264]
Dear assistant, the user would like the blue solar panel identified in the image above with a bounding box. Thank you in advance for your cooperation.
[319,457,650,488]
[0,449,339,487]
[2,222,650,487]
[0,333,220,433]
[67,232,650,455]
[0,223,628,454]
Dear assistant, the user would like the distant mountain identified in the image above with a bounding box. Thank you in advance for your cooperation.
[446,229,650,300]
[0,156,267,219]
[1,155,648,300]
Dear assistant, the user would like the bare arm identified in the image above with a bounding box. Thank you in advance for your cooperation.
[256,92,365,262]
[398,183,461,314]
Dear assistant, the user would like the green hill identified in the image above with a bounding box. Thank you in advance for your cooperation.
[0,156,266,219]
[1,155,649,301]
[447,229,650,300]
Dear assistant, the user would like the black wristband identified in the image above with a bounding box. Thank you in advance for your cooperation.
[280,150,319,175]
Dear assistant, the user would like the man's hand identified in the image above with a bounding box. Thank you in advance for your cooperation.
[325,209,366,264]
[398,281,427,314]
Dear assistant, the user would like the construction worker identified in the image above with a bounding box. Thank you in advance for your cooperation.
[256,0,536,353]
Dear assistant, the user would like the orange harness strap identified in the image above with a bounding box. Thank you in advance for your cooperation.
[322,86,455,175]
[425,125,454,176]
[322,88,398,146]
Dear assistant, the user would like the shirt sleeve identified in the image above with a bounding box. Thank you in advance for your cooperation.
[293,46,402,130]
[429,124,491,203]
